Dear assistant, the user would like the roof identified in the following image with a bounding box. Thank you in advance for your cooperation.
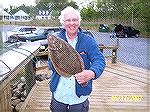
[37,10,51,16]
[14,10,29,16]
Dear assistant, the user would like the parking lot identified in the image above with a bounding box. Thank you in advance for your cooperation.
[1,26,149,69]
[87,30,149,69]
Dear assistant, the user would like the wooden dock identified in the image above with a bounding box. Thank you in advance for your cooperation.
[20,61,149,112]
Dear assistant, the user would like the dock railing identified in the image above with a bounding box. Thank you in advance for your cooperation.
[37,38,119,64]
[99,45,119,64]
[0,42,40,112]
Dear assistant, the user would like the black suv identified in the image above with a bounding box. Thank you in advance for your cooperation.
[123,26,140,37]
[110,24,140,38]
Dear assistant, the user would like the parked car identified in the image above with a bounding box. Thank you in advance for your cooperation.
[123,26,140,37]
[99,24,109,32]
[8,27,62,42]
[7,26,37,42]
[110,25,140,38]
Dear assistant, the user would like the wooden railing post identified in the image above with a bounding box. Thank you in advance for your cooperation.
[112,48,118,63]
[99,45,119,64]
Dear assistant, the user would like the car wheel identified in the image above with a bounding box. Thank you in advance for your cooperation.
[124,34,128,38]
[135,34,139,37]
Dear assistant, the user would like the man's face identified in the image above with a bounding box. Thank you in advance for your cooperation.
[64,12,80,36]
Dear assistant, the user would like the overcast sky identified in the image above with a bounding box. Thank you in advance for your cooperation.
[1,0,94,9]
[1,0,36,8]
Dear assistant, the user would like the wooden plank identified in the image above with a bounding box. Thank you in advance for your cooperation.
[0,83,12,112]
[20,80,51,112]
[22,109,49,112]
[90,67,148,110]
[101,70,147,89]
[105,62,149,84]
[105,67,148,84]
[108,62,148,73]
[99,45,119,50]
[107,63,148,77]
[20,82,38,111]
[20,62,149,112]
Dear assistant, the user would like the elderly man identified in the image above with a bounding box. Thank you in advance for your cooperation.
[48,6,105,112]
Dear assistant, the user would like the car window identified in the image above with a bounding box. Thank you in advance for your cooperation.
[24,28,31,31]
[54,28,61,32]
[23,28,29,32]
[36,29,45,35]
[19,28,25,32]
[46,29,55,34]
[11,27,20,32]
[31,28,36,31]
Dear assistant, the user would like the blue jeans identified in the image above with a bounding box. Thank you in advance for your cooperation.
[50,98,89,112]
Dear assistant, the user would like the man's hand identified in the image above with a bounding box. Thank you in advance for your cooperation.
[74,70,95,85]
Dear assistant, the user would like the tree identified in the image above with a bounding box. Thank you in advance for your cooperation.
[8,4,36,19]
[35,0,78,20]
[80,5,99,21]
[35,0,69,10]
[4,8,8,12]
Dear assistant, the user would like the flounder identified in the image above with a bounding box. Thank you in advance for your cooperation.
[48,35,84,77]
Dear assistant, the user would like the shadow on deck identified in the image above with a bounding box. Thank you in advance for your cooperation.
[20,61,149,112]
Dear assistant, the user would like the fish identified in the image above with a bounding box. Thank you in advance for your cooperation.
[48,35,84,77]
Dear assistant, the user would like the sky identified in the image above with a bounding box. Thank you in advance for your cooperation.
[1,0,94,9]
[1,0,36,8]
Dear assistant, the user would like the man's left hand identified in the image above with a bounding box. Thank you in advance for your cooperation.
[74,70,95,85]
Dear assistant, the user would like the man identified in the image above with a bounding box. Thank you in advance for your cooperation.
[48,6,105,112]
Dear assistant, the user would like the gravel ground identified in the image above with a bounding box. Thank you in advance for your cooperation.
[91,31,149,69]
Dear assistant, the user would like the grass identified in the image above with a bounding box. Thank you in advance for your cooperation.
[0,21,4,25]
[0,43,2,48]
[0,19,61,27]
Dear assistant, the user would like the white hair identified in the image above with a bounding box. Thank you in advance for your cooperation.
[59,6,82,25]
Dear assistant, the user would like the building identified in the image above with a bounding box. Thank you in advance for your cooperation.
[36,10,52,20]
[13,10,31,21]
[0,8,11,21]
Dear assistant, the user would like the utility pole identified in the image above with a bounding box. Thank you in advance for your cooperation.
[131,3,134,26]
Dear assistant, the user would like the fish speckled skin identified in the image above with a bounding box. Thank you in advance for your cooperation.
[48,35,84,77]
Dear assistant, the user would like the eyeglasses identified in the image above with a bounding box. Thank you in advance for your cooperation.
[64,19,79,23]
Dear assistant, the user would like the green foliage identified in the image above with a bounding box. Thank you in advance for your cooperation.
[35,0,78,19]
[0,43,2,49]
[80,6,99,21]
[9,4,36,17]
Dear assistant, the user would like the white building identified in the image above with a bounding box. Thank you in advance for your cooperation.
[13,10,31,21]
[36,10,52,20]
